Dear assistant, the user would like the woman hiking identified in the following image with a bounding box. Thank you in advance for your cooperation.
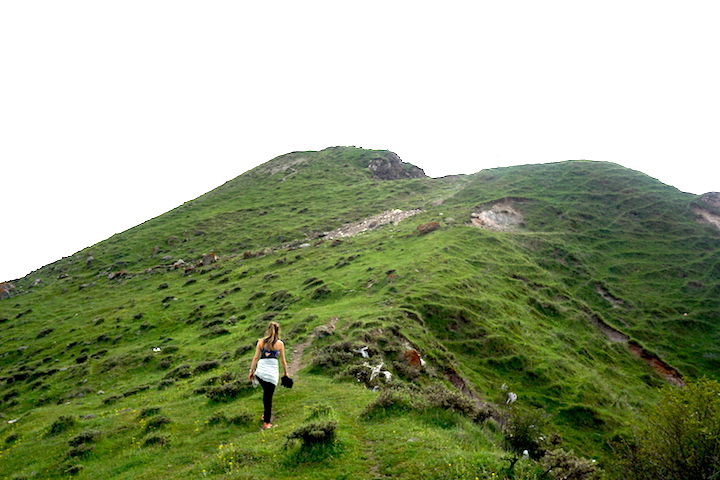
[248,321,289,429]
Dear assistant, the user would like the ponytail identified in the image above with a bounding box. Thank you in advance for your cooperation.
[263,321,280,347]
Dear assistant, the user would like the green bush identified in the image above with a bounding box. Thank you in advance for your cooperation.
[67,443,94,458]
[285,420,338,446]
[422,385,488,422]
[205,380,254,402]
[502,405,551,465]
[540,449,600,480]
[143,435,169,447]
[611,378,720,480]
[68,430,100,447]
[144,415,171,430]
[206,410,253,426]
[361,388,414,420]
[48,416,77,435]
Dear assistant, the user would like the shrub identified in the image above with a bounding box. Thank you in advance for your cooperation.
[286,420,338,447]
[310,285,332,300]
[304,402,335,421]
[361,388,414,420]
[163,364,191,380]
[284,420,341,462]
[68,430,100,447]
[145,415,171,430]
[227,411,254,425]
[143,435,169,447]
[49,416,77,435]
[102,394,123,405]
[502,405,551,467]
[611,378,720,480]
[540,449,601,480]
[234,343,254,358]
[422,385,488,422]
[63,463,84,476]
[138,407,161,418]
[194,360,221,373]
[205,380,254,402]
[201,326,230,337]
[67,443,95,458]
[311,341,359,373]
[207,410,253,426]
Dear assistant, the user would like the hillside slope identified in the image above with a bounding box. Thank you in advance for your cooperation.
[1,147,719,479]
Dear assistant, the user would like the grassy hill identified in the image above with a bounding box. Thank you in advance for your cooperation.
[1,147,719,479]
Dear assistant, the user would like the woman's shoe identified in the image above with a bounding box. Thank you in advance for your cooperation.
[262,423,273,429]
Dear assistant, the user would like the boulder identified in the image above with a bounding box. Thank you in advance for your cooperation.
[417,222,441,235]
[368,152,426,180]
[313,324,335,338]
[401,349,424,368]
[0,282,15,299]
[200,252,218,266]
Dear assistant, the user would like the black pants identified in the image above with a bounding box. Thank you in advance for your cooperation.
[257,377,275,423]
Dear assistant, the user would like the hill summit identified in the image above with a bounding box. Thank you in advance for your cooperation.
[1,146,719,479]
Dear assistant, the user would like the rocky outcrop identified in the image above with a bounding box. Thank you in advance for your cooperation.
[470,198,528,231]
[323,209,422,240]
[368,152,426,180]
[692,192,720,231]
[0,282,15,300]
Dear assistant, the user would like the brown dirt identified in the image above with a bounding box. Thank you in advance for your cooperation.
[287,317,338,377]
[628,341,685,387]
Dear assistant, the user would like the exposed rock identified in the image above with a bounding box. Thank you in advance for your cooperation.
[401,349,425,367]
[700,192,720,209]
[368,152,426,180]
[470,198,527,231]
[323,209,422,240]
[417,222,441,235]
[314,324,336,338]
[692,193,720,230]
[0,282,15,300]
[200,252,218,266]
[171,259,187,270]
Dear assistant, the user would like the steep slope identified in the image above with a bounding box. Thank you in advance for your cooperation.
[1,148,719,479]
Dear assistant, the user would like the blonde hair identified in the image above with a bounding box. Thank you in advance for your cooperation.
[263,321,280,347]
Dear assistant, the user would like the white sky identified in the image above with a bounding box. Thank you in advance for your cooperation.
[2,1,719,282]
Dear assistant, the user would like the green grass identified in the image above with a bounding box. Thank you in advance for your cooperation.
[2,147,720,478]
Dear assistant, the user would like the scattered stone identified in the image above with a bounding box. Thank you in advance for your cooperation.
[200,252,218,266]
[323,208,422,240]
[417,222,441,235]
[314,324,336,338]
[0,282,16,299]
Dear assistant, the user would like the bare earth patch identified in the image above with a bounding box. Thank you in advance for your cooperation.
[323,209,422,240]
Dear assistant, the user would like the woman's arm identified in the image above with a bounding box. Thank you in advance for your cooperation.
[248,340,262,380]
[278,340,289,377]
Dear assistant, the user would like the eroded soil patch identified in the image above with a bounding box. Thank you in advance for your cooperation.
[323,209,422,240]
[587,314,685,386]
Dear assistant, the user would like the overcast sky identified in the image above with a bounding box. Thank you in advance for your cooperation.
[2,1,719,282]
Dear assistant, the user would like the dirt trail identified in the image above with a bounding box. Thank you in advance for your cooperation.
[287,317,338,377]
